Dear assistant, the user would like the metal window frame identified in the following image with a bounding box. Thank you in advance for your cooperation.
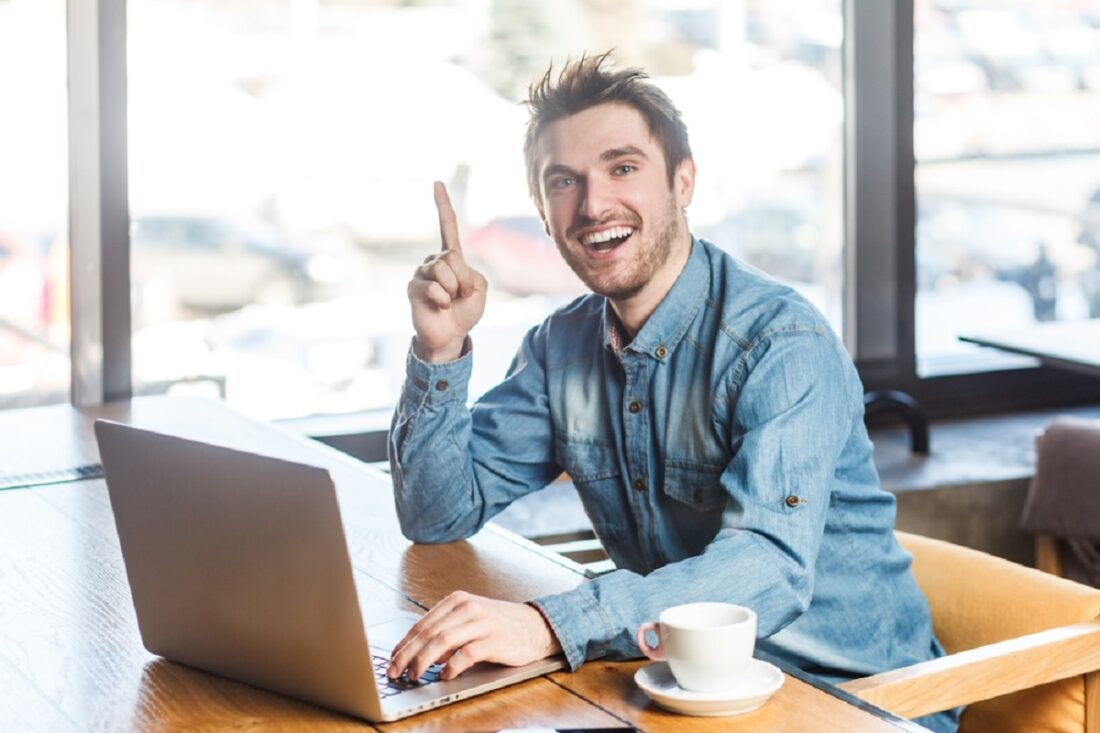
[68,0,131,406]
[845,0,912,376]
[846,0,1100,419]
[65,0,1100,421]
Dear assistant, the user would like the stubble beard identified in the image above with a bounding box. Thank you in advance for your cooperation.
[556,193,683,301]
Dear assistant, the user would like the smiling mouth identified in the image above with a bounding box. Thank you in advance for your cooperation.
[581,226,635,253]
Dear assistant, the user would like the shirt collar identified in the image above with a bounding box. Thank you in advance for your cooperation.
[601,237,709,361]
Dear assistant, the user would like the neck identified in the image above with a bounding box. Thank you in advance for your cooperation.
[610,230,693,338]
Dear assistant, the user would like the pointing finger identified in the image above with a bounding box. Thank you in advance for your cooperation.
[433,181,463,254]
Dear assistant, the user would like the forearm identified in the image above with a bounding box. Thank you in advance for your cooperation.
[389,332,563,544]
[531,527,813,670]
[389,345,487,543]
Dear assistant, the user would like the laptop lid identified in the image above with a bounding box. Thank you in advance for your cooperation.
[94,419,382,720]
[96,419,567,723]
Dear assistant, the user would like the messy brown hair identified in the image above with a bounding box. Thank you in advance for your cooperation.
[523,51,692,200]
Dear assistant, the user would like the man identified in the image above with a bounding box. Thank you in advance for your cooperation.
[386,54,958,732]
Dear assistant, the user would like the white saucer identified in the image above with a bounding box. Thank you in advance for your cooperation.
[634,659,784,717]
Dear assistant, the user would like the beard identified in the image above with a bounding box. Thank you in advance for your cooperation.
[555,193,682,301]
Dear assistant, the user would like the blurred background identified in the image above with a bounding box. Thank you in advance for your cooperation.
[2,0,1099,419]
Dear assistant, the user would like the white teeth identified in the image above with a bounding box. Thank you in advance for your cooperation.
[581,226,634,246]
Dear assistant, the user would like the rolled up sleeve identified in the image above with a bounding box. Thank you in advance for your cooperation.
[388,329,563,544]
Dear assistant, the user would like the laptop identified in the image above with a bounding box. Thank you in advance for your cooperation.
[94,419,565,722]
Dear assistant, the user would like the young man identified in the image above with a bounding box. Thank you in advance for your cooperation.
[387,54,958,732]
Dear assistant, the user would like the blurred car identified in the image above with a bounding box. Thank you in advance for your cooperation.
[131,215,349,315]
[464,216,584,297]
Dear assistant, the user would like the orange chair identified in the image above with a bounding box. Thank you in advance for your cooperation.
[841,532,1100,733]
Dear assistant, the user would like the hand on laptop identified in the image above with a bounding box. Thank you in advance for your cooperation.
[408,182,488,364]
[387,591,561,682]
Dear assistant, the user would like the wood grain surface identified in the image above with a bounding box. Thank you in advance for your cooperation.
[0,396,922,731]
[550,660,914,733]
[375,677,626,733]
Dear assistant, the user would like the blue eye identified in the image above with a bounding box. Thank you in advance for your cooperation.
[614,164,636,175]
[550,177,575,190]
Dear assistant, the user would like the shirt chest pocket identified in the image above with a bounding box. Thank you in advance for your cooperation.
[557,438,621,483]
[556,438,627,547]
[662,460,728,512]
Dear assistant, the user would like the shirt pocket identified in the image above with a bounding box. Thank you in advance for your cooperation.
[556,437,626,549]
[557,437,621,483]
[662,460,728,512]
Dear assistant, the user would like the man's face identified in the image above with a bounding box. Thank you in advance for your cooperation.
[534,102,695,302]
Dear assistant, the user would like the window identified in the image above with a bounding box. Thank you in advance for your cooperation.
[0,0,70,410]
[23,0,1100,420]
[914,0,1100,377]
[126,0,843,420]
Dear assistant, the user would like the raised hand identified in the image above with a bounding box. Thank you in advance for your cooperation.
[386,591,561,683]
[407,182,488,363]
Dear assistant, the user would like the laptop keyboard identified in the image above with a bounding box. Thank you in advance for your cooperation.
[372,654,444,699]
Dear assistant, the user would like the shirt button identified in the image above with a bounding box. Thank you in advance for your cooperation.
[655,345,668,359]
[693,489,703,504]
[785,495,802,508]
[435,380,449,391]
[628,400,642,414]
[633,478,647,492]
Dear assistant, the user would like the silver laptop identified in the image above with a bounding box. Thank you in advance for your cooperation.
[94,419,564,722]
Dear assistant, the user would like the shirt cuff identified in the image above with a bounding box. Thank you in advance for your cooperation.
[401,337,473,407]
[530,585,616,671]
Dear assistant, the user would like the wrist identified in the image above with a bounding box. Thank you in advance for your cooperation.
[413,336,467,364]
[526,601,562,657]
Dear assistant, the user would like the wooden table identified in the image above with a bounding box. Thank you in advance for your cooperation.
[959,318,1100,379]
[0,396,929,732]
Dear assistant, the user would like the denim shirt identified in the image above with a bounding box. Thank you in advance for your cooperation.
[390,238,958,733]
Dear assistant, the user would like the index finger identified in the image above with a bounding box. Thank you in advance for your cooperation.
[433,181,462,254]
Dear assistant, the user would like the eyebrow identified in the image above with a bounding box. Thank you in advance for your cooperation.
[542,146,650,182]
[542,164,576,182]
[600,145,648,162]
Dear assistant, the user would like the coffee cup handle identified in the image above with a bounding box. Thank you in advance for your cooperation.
[636,621,666,661]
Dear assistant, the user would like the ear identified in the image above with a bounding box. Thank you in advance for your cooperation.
[674,157,696,209]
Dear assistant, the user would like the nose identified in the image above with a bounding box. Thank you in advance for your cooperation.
[578,177,612,221]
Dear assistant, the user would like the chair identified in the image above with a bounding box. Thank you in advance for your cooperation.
[1023,419,1100,589]
[840,531,1100,733]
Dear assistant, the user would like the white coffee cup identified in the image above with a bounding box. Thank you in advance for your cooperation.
[635,602,757,693]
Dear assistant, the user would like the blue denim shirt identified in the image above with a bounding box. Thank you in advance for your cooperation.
[390,238,958,733]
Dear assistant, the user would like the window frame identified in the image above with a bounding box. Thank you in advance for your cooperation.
[68,0,131,406]
[846,0,1100,419]
[63,0,1100,425]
